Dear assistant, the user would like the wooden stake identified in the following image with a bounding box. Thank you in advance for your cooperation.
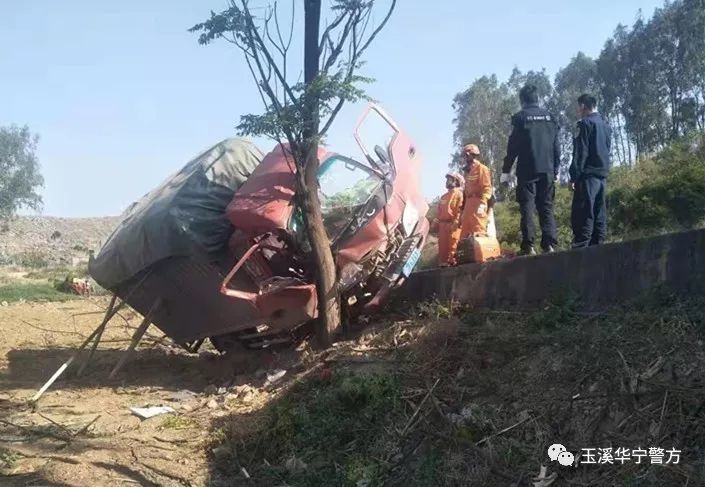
[31,313,111,403]
[76,295,122,377]
[108,300,160,380]
[31,271,153,403]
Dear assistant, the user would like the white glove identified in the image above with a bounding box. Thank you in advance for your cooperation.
[476,203,487,216]
[500,173,511,184]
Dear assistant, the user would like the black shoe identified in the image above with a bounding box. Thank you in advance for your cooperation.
[518,247,536,256]
[542,245,555,254]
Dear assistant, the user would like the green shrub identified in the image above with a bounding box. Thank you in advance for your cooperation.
[609,136,705,238]
[0,282,76,302]
[16,250,49,268]
[494,186,573,251]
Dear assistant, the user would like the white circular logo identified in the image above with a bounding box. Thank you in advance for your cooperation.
[558,450,575,466]
[547,443,566,461]
[547,443,574,467]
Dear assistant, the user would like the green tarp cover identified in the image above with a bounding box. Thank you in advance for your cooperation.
[89,138,263,289]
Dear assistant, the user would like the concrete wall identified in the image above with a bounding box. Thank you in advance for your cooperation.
[403,228,705,309]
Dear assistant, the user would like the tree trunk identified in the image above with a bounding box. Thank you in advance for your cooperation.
[300,0,341,348]
[299,145,341,347]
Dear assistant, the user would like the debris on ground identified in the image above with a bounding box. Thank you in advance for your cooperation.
[129,405,176,419]
[265,369,287,387]
[170,389,198,402]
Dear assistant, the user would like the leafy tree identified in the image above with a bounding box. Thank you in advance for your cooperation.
[597,29,635,166]
[451,75,514,180]
[507,68,553,105]
[548,52,598,178]
[0,125,44,222]
[191,0,396,346]
[452,69,554,184]
[452,0,705,249]
[596,1,705,159]
[454,0,705,174]
[675,0,705,131]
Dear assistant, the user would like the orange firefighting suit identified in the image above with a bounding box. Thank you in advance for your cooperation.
[437,187,464,266]
[460,161,493,238]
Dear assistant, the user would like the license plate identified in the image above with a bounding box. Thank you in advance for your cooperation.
[402,247,421,277]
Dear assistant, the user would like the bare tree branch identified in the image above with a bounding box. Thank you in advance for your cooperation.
[356,0,397,59]
[265,5,286,59]
[357,5,373,42]
[322,10,358,71]
[318,11,347,54]
[238,0,298,104]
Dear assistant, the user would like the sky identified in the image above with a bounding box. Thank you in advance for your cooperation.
[0,0,663,217]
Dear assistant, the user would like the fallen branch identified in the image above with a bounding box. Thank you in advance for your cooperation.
[73,415,101,438]
[153,435,199,445]
[475,414,534,446]
[532,465,557,487]
[37,412,74,437]
[399,378,440,437]
[0,418,69,442]
[655,391,668,440]
[21,320,84,337]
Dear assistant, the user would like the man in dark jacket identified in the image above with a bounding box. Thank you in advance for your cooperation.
[502,84,561,255]
[569,93,611,247]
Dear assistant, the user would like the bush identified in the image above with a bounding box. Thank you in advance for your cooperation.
[494,185,573,251]
[16,250,49,268]
[0,282,76,302]
[609,136,705,238]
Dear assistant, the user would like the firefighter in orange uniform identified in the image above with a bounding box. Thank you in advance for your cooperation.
[460,144,493,238]
[437,172,464,266]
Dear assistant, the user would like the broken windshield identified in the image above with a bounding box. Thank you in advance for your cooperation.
[318,155,382,241]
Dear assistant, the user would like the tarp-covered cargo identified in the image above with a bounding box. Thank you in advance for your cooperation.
[89,138,263,290]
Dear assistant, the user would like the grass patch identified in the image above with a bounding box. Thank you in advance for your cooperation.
[0,447,19,472]
[24,266,88,281]
[0,281,77,303]
[217,373,402,486]
[159,415,197,431]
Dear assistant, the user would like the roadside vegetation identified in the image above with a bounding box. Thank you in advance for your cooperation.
[209,292,705,485]
[0,262,97,303]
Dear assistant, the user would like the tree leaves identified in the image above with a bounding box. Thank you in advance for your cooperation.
[453,0,705,178]
[0,125,43,222]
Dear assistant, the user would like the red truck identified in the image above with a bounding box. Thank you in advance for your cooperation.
[89,104,428,352]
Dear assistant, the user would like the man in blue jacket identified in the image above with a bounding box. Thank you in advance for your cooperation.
[502,84,561,255]
[569,94,612,248]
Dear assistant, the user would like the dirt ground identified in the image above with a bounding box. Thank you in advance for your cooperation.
[0,297,301,486]
[3,290,705,486]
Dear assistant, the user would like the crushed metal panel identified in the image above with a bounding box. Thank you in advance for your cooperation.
[115,257,264,344]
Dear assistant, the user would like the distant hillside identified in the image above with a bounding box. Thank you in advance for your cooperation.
[0,216,120,267]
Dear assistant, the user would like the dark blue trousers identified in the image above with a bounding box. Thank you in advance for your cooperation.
[571,176,607,248]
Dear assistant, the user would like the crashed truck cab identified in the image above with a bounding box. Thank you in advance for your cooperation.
[88,104,428,353]
[215,104,429,349]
